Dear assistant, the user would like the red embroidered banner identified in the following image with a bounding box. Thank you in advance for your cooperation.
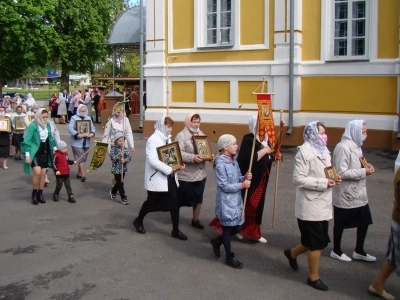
[257,94,275,146]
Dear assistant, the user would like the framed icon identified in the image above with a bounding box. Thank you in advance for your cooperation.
[157,141,183,170]
[76,120,91,136]
[20,104,27,113]
[27,114,33,123]
[359,157,368,168]
[324,166,339,181]
[0,118,11,132]
[260,105,270,118]
[14,116,26,130]
[192,135,213,161]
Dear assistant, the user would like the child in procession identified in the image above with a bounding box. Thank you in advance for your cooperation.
[52,140,77,203]
[210,134,252,269]
[110,132,131,205]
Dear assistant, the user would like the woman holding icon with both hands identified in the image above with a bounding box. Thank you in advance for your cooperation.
[284,121,341,291]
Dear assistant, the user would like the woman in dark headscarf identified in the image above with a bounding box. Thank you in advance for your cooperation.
[68,104,95,182]
[21,108,57,205]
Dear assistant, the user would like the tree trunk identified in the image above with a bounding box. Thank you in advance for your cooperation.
[61,63,70,92]
[0,72,3,97]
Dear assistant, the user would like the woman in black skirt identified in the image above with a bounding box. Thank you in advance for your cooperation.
[133,117,187,240]
[174,112,212,229]
[21,109,57,205]
[331,120,376,263]
[0,106,11,169]
[283,121,341,291]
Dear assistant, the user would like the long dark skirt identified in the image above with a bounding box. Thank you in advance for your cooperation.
[11,132,24,147]
[145,176,179,212]
[334,204,373,229]
[178,178,206,207]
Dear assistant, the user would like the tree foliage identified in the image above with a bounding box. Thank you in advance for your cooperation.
[0,0,58,94]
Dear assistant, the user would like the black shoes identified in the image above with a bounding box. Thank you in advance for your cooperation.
[37,191,46,204]
[191,219,204,229]
[53,194,59,202]
[210,238,221,258]
[68,196,76,203]
[81,177,86,182]
[133,218,146,234]
[171,230,188,240]
[32,191,38,205]
[226,253,243,269]
[307,278,329,291]
[284,249,299,271]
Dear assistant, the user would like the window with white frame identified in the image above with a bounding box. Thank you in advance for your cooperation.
[205,0,233,47]
[331,0,369,59]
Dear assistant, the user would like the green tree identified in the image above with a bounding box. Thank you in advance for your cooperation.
[0,0,58,95]
[53,0,124,91]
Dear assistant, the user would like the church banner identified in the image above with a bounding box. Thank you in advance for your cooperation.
[88,142,108,172]
[257,94,275,147]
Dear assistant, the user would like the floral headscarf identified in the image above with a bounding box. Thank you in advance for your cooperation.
[303,120,327,158]
[342,120,364,147]
[154,117,170,140]
[34,108,48,129]
[248,115,269,144]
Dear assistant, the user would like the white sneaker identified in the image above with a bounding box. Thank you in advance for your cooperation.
[352,251,376,262]
[330,250,352,262]
[236,233,243,240]
[258,237,267,244]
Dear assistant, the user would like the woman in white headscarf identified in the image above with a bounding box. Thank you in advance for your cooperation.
[284,121,339,291]
[68,104,95,182]
[330,120,376,263]
[21,108,57,205]
[132,117,187,240]
[25,93,36,109]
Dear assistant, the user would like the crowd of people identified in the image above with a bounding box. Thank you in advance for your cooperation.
[0,91,398,298]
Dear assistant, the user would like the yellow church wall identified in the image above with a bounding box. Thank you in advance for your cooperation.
[301,0,321,61]
[377,0,399,59]
[240,0,265,45]
[171,81,196,103]
[171,0,194,49]
[204,81,230,103]
[301,77,397,114]
[238,81,268,104]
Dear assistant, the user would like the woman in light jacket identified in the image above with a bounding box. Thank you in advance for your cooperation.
[132,117,186,240]
[57,92,67,124]
[68,104,95,182]
[174,112,211,229]
[330,120,376,263]
[284,121,339,291]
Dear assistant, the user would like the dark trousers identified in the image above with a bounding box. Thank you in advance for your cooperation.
[112,174,126,198]
[67,110,73,122]
[54,175,73,196]
[217,225,242,255]
[94,107,99,123]
[137,203,180,231]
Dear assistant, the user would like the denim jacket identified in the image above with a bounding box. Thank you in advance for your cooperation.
[214,155,245,227]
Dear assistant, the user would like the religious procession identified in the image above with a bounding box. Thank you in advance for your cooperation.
[0,84,399,300]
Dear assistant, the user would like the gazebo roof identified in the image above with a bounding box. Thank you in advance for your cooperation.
[107,6,146,48]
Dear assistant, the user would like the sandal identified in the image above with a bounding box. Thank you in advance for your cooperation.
[81,177,86,182]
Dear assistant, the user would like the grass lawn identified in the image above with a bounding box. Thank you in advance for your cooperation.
[3,86,87,100]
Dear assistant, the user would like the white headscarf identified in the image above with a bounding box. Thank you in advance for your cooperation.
[26,93,36,107]
[248,115,269,146]
[303,120,327,158]
[154,117,170,140]
[76,104,88,117]
[342,120,364,147]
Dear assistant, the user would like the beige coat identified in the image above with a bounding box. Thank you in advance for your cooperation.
[174,128,207,182]
[293,142,333,221]
[332,136,368,209]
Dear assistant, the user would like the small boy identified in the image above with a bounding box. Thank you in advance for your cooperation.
[210,134,252,269]
[53,140,77,203]
[110,132,131,205]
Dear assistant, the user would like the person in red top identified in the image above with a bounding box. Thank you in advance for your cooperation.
[53,140,77,203]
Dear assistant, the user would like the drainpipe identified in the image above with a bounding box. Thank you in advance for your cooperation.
[139,0,144,129]
[286,0,294,135]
